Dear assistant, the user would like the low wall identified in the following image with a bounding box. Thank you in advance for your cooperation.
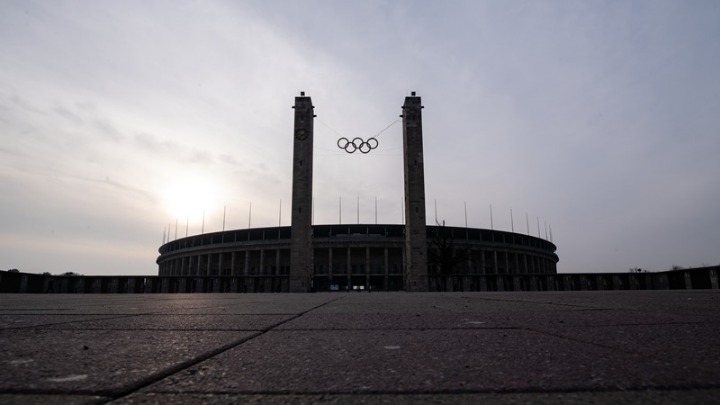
[428,267,719,292]
[1,266,718,293]
[0,273,289,294]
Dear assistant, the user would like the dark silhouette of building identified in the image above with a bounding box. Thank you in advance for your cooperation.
[157,224,558,292]
[157,93,559,292]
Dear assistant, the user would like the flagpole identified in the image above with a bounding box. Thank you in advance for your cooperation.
[510,208,514,233]
[464,201,468,240]
[490,204,494,230]
[526,212,530,235]
[464,201,468,228]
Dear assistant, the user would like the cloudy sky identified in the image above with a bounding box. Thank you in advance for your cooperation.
[1,0,719,276]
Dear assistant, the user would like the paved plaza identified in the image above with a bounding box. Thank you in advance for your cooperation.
[1,290,718,403]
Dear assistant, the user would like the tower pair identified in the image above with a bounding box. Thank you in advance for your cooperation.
[289,92,427,292]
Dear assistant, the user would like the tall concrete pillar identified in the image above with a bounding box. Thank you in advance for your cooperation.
[402,92,428,291]
[290,92,315,292]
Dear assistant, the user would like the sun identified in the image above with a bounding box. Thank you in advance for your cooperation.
[163,177,218,222]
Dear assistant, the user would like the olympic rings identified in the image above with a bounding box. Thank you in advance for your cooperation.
[336,137,379,154]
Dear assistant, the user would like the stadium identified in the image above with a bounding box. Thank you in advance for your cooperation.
[156,92,559,292]
[156,223,559,292]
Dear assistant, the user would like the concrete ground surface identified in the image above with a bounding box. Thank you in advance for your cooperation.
[0,290,718,404]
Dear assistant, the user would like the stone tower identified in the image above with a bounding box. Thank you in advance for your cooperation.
[402,92,429,292]
[290,92,315,292]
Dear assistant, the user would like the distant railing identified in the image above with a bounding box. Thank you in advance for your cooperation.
[0,266,717,293]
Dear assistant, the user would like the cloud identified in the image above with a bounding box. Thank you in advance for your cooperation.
[218,154,240,166]
[1,0,719,275]
[133,132,182,155]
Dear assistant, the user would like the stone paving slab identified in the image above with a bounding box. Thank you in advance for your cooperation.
[43,315,294,331]
[307,293,572,314]
[475,291,720,316]
[0,291,718,404]
[276,307,710,330]
[0,329,256,395]
[143,328,685,393]
[0,294,336,315]
[510,308,713,326]
[544,323,720,382]
[0,315,135,330]
[0,394,109,404]
[111,389,720,404]
[4,390,720,405]
[276,312,514,330]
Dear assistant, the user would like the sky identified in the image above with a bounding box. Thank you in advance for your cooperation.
[1,0,719,276]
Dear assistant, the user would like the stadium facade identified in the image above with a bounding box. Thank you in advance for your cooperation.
[156,224,557,292]
[156,93,559,292]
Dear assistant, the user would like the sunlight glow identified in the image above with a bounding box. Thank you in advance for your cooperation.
[163,177,218,222]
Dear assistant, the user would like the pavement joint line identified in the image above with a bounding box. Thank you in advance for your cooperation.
[0,309,72,311]
[460,296,720,317]
[136,384,720,396]
[264,327,526,331]
[45,328,281,331]
[0,314,140,330]
[7,385,720,399]
[1,310,243,314]
[553,320,716,327]
[102,296,345,403]
[141,313,301,316]
[517,325,680,358]
[256,321,716,332]
[31,313,302,319]
[458,296,608,310]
